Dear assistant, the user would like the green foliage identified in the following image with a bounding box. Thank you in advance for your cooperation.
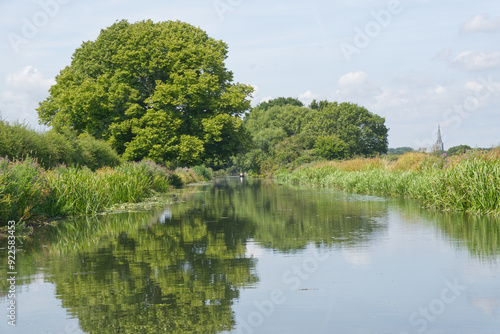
[236,98,388,174]
[255,97,304,111]
[193,165,214,181]
[304,101,388,156]
[0,158,200,224]
[37,20,253,166]
[0,120,120,170]
[77,133,122,170]
[314,135,349,160]
[447,145,472,156]
[0,157,57,222]
[174,167,206,184]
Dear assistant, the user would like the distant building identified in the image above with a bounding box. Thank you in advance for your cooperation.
[434,124,444,152]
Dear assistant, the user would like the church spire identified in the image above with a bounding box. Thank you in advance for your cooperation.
[435,124,444,151]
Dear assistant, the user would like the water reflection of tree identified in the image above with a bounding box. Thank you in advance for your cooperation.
[0,207,257,333]
[57,210,258,333]
[182,178,389,252]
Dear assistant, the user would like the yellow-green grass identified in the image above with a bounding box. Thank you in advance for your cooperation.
[276,150,500,215]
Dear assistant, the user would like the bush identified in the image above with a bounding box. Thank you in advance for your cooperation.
[0,157,182,225]
[76,133,121,170]
[193,165,213,181]
[277,150,500,215]
[0,120,120,170]
[175,167,205,184]
[0,157,58,222]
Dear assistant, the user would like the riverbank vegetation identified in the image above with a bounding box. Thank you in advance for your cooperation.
[276,149,500,215]
[0,154,211,225]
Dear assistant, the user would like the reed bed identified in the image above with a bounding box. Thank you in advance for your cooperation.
[276,150,500,215]
[0,158,205,225]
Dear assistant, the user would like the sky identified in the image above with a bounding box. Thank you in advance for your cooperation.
[1,0,499,149]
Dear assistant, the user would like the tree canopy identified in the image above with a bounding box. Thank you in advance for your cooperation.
[237,98,389,173]
[37,20,253,166]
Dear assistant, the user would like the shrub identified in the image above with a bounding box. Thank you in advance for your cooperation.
[192,165,213,181]
[76,133,121,170]
[447,145,472,156]
[0,157,58,222]
[175,167,205,184]
[0,120,120,170]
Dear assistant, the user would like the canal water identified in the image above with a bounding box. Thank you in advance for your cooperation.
[1,177,499,333]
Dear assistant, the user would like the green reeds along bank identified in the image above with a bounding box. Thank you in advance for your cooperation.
[276,150,500,215]
[0,158,186,225]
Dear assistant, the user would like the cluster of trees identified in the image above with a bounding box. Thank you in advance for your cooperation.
[235,97,389,174]
[36,19,389,173]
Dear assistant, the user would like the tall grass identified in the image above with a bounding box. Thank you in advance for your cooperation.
[0,158,188,224]
[277,150,500,215]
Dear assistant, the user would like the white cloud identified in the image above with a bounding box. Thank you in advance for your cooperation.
[250,84,259,98]
[450,51,500,71]
[259,96,272,103]
[460,14,500,34]
[245,240,263,259]
[298,90,319,100]
[335,71,382,104]
[464,78,500,94]
[298,89,319,105]
[1,66,54,125]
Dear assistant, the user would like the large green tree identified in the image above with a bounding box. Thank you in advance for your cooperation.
[37,20,253,166]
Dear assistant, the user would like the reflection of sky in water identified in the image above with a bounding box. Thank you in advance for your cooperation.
[227,194,500,334]
[0,274,83,334]
[158,208,172,224]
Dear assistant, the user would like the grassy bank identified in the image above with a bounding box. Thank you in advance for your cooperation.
[0,157,211,226]
[276,150,500,215]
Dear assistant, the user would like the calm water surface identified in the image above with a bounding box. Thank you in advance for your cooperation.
[1,177,499,333]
